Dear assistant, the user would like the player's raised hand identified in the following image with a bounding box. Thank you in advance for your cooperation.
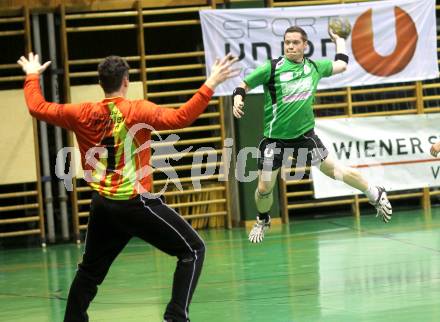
[17,52,51,75]
[205,53,240,90]
[328,17,351,41]
[430,141,440,157]
[328,27,341,42]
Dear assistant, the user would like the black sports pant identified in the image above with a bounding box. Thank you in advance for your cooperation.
[257,128,329,171]
[64,192,205,322]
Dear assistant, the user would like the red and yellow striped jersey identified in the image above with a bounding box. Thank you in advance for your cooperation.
[24,74,213,200]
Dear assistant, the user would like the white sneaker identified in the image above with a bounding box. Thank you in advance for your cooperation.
[370,186,392,223]
[248,215,271,243]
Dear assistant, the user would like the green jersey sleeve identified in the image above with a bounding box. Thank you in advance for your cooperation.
[243,60,271,89]
[314,59,333,78]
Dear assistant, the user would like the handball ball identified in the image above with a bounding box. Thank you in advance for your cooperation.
[329,17,351,39]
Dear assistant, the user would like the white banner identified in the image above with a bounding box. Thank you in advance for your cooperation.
[312,114,440,198]
[200,0,438,96]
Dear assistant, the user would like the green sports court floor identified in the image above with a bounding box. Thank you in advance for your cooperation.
[1,207,440,322]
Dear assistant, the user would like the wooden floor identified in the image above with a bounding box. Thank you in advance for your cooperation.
[1,207,440,322]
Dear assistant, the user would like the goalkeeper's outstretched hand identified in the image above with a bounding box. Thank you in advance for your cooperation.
[205,53,240,91]
[17,52,51,75]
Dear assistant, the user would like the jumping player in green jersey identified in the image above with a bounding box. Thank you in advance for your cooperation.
[232,26,392,243]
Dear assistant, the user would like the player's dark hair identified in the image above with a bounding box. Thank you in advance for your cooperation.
[98,56,130,93]
[284,26,308,42]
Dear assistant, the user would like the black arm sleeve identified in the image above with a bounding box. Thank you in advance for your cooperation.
[335,53,349,64]
[232,87,246,100]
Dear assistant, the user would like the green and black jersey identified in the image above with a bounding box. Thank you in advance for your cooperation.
[244,56,333,139]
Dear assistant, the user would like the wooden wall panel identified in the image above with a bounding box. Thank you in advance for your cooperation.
[0,89,37,185]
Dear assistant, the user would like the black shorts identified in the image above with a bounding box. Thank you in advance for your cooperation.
[257,129,329,171]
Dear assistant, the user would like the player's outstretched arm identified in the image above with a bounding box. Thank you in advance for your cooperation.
[232,82,250,119]
[137,53,240,130]
[18,52,80,130]
[329,29,348,75]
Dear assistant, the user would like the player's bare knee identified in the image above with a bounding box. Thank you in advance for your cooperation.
[329,164,354,182]
[257,182,272,195]
[325,168,337,180]
[333,166,346,181]
[320,163,337,180]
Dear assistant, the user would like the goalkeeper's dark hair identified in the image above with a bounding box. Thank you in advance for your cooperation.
[98,56,130,94]
[284,26,308,42]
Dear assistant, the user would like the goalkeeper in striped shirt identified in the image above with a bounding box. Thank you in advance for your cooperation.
[19,52,238,322]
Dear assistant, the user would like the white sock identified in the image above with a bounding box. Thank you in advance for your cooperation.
[364,185,379,203]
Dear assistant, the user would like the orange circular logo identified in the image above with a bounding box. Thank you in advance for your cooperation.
[352,7,418,77]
